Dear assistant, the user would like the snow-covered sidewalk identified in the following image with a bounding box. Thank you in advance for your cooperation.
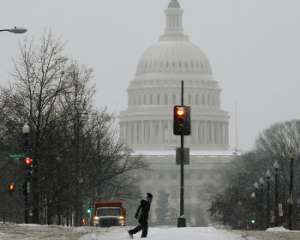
[80,227,251,240]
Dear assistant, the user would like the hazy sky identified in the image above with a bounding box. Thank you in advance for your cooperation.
[1,0,300,151]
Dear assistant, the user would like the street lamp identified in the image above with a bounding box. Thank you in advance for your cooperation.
[22,123,30,224]
[22,123,30,134]
[265,170,271,228]
[253,182,259,229]
[0,27,27,34]
[259,177,265,230]
[288,155,295,230]
[250,192,257,229]
[273,161,280,226]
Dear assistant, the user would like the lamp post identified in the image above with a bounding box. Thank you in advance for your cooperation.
[266,170,271,228]
[288,155,294,230]
[22,123,30,223]
[273,161,279,226]
[250,192,257,229]
[253,182,259,229]
[0,27,27,34]
[259,177,265,230]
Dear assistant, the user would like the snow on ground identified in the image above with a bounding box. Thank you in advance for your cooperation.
[2,224,300,240]
[266,226,290,232]
[0,223,107,240]
[80,227,247,240]
[0,224,246,240]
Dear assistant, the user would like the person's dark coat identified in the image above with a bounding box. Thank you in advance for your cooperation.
[135,199,151,225]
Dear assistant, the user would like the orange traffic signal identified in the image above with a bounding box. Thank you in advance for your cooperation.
[173,105,191,135]
[8,182,15,193]
[176,107,185,116]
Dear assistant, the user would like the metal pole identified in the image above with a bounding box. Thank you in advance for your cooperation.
[24,182,29,223]
[274,168,279,226]
[23,132,29,223]
[266,176,270,228]
[255,192,258,230]
[259,181,265,230]
[177,80,186,227]
[288,156,294,230]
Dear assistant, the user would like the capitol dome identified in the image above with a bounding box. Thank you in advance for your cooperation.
[136,0,212,77]
[119,0,230,151]
[136,41,212,76]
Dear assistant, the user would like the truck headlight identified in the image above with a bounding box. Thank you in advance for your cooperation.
[119,216,125,226]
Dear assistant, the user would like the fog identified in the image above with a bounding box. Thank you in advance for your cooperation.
[1,0,300,150]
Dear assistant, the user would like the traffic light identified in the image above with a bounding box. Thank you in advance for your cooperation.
[24,157,33,176]
[87,207,92,214]
[250,219,256,224]
[173,105,191,135]
[8,182,15,193]
[24,157,33,166]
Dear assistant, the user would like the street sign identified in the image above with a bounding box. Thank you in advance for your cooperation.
[9,153,25,160]
[176,148,190,165]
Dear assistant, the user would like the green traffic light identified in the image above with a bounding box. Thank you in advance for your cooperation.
[251,219,256,224]
[87,208,92,214]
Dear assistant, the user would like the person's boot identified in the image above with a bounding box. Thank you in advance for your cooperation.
[128,231,133,239]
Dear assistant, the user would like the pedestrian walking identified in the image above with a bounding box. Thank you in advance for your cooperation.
[128,192,153,238]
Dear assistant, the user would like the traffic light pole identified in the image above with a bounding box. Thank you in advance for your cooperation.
[288,156,294,230]
[23,132,29,224]
[24,181,29,223]
[177,80,186,227]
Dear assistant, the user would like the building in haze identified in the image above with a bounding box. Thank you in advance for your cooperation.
[119,0,235,226]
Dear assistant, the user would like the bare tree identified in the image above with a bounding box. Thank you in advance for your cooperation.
[0,32,147,225]
[210,119,300,228]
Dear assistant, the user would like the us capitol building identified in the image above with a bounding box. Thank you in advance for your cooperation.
[119,0,235,226]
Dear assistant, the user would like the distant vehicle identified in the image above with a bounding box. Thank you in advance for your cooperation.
[93,200,126,227]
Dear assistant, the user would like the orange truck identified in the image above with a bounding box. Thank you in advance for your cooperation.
[93,200,126,227]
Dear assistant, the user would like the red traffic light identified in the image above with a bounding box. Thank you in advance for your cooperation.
[24,157,33,166]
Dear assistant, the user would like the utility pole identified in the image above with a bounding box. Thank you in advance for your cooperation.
[22,123,31,223]
[288,155,294,230]
[178,80,185,227]
[273,161,279,226]
[266,170,271,228]
[173,80,190,227]
[259,177,265,230]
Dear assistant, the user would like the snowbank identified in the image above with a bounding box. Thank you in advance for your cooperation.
[266,226,290,232]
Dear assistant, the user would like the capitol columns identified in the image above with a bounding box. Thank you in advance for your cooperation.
[226,122,229,145]
[169,120,173,143]
[149,120,154,145]
[222,122,226,145]
[141,120,145,145]
[158,120,163,144]
[211,121,215,145]
[203,121,208,145]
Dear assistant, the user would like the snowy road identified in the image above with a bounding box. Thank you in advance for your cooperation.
[1,224,300,240]
[80,227,245,240]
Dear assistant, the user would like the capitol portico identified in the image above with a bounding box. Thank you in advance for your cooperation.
[119,0,235,226]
